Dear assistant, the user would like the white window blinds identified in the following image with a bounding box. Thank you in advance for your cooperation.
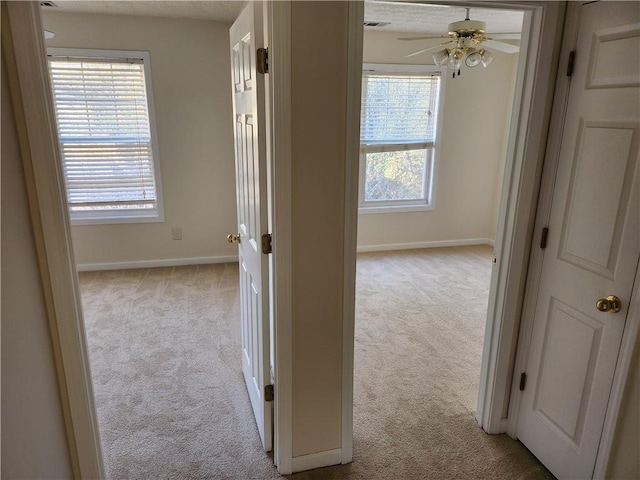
[360,73,441,146]
[49,55,159,216]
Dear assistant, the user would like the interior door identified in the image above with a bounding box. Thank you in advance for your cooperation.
[229,1,272,451]
[516,2,639,478]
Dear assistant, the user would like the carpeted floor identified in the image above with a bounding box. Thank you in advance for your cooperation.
[79,245,553,479]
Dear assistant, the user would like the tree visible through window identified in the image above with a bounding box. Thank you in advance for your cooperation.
[360,68,441,209]
[48,49,163,223]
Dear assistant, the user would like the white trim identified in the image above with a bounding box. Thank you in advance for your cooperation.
[291,448,343,473]
[76,255,239,272]
[3,2,104,477]
[70,214,165,226]
[357,238,494,253]
[47,47,147,61]
[358,204,435,214]
[475,1,566,434]
[268,0,294,474]
[363,63,444,74]
[46,48,166,225]
[342,0,364,466]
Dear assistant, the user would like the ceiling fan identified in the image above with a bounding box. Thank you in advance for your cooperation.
[399,8,520,78]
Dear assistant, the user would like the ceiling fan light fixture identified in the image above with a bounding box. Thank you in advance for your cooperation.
[448,56,463,71]
[402,8,514,78]
[447,48,464,70]
[480,49,496,68]
[433,49,449,66]
[465,50,482,68]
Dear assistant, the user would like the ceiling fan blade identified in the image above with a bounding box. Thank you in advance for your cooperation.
[398,35,450,41]
[405,43,448,58]
[483,40,520,54]
[489,33,522,40]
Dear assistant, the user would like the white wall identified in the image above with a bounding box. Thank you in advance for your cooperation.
[42,12,237,268]
[358,30,518,249]
[1,52,74,480]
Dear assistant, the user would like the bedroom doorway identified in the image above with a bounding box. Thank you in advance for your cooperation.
[39,2,277,478]
[348,2,553,477]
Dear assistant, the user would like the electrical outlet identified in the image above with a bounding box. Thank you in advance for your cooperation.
[172,227,182,240]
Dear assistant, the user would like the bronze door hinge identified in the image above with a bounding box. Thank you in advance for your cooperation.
[261,233,272,254]
[265,384,274,402]
[257,47,268,74]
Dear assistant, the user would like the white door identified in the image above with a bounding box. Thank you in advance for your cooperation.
[229,2,272,452]
[516,2,639,478]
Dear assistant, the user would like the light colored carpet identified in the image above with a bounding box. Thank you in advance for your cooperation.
[79,245,553,479]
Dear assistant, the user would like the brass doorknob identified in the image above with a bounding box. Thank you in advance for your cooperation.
[227,233,241,244]
[596,295,621,313]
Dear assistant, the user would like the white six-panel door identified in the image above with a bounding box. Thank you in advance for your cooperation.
[229,2,272,452]
[516,2,639,478]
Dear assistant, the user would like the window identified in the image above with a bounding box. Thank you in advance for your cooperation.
[48,49,163,224]
[359,64,442,212]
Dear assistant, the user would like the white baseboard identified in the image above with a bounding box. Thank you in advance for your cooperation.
[291,448,342,473]
[357,237,495,253]
[76,255,239,272]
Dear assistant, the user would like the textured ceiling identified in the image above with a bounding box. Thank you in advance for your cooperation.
[365,1,524,34]
[45,1,244,23]
[44,1,524,34]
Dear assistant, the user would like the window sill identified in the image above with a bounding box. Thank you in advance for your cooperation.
[70,212,165,226]
[358,205,434,215]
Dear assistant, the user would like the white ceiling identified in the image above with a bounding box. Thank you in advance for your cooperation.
[44,1,524,34]
[365,1,524,35]
[45,1,244,24]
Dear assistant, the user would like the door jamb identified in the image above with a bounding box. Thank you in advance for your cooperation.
[341,0,365,465]
[266,0,294,474]
[506,0,580,440]
[473,1,566,434]
[507,3,640,476]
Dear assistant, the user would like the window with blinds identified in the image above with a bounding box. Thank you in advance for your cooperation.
[359,68,442,210]
[48,49,163,223]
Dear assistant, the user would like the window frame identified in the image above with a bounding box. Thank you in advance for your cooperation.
[358,63,445,214]
[48,48,165,225]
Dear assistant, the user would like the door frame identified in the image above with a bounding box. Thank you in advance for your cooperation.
[507,2,640,476]
[341,0,366,465]
[4,0,298,477]
[341,0,567,449]
[2,2,104,478]
[265,0,294,473]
